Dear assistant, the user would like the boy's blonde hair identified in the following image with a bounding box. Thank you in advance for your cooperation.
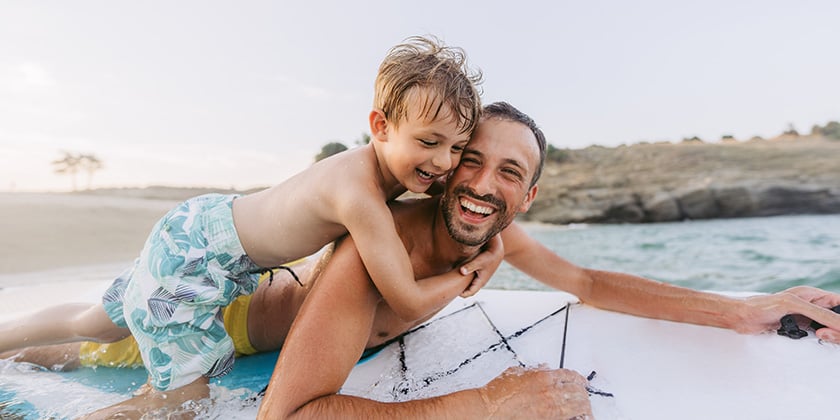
[374,36,483,135]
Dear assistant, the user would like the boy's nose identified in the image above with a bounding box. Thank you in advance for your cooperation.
[432,149,454,172]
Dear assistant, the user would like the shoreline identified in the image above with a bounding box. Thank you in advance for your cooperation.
[0,262,124,322]
[0,261,131,289]
[0,192,179,275]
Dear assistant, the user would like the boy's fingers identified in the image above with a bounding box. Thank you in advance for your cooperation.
[462,284,479,298]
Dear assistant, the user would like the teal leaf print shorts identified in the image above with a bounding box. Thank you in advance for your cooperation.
[102,194,262,391]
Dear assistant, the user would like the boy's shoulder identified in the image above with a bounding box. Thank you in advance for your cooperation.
[313,145,391,200]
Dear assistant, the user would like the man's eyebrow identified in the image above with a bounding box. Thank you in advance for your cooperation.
[502,158,527,174]
[462,147,482,157]
[462,148,527,171]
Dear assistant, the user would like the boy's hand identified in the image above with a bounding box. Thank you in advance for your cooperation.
[459,235,504,298]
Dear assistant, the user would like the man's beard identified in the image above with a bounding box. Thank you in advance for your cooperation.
[441,184,512,246]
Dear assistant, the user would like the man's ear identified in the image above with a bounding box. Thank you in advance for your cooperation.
[517,184,539,213]
[369,109,389,142]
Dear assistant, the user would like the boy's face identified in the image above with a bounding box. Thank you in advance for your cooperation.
[377,90,471,194]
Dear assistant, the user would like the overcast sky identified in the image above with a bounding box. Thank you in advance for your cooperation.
[2,1,839,192]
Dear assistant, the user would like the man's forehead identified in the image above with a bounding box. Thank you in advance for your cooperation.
[467,119,539,169]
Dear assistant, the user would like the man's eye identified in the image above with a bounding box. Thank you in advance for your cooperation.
[502,168,522,179]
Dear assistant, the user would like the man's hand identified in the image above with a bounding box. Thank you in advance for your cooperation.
[738,286,840,343]
[459,235,504,298]
[477,366,592,419]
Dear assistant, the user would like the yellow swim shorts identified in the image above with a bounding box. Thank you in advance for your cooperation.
[79,265,297,368]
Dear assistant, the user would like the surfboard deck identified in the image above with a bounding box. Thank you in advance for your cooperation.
[1,286,838,419]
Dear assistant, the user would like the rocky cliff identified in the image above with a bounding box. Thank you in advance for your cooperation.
[523,137,840,224]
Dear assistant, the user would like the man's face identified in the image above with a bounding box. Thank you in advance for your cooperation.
[441,118,540,246]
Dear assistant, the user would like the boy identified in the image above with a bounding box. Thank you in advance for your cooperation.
[0,36,501,403]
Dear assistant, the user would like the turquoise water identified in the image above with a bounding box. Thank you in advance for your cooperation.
[490,214,840,294]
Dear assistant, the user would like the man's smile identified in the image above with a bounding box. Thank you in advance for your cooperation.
[452,185,505,225]
[460,198,494,217]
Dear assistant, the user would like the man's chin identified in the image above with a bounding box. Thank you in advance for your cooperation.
[447,222,493,247]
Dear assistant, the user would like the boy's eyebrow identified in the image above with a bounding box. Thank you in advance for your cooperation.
[423,130,470,143]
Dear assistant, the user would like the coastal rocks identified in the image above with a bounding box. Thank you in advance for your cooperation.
[524,183,840,224]
[676,188,718,220]
[522,138,840,225]
[714,186,756,217]
[755,185,840,216]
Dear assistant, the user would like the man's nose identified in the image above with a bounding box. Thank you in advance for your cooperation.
[467,167,494,196]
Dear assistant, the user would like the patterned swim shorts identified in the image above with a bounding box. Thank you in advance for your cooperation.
[102,193,263,391]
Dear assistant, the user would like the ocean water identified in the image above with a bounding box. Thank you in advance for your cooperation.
[490,214,840,294]
[3,214,839,419]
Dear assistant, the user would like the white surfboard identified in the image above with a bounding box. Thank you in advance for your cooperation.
[1,284,838,419]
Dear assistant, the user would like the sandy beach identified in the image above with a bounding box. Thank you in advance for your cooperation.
[0,192,181,281]
[0,192,191,320]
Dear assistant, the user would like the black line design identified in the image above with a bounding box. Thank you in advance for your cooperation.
[476,303,525,368]
[387,301,606,398]
[559,302,571,368]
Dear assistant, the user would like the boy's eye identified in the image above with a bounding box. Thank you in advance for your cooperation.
[451,144,465,153]
[419,139,436,147]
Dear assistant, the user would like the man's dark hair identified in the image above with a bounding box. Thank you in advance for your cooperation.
[481,102,546,187]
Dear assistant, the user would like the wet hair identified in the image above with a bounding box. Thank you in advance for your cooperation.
[481,101,547,187]
[374,35,483,135]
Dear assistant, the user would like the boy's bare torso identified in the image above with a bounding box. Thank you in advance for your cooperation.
[232,144,400,268]
[245,196,473,353]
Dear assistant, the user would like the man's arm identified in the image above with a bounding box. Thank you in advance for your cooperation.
[500,222,840,341]
[257,235,592,419]
[257,236,486,419]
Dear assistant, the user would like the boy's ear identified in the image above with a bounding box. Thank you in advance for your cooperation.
[369,109,389,142]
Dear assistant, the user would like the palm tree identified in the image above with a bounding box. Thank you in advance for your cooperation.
[52,152,104,191]
[52,151,82,191]
[79,154,104,190]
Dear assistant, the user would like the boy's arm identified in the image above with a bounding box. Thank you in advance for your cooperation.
[500,222,840,338]
[341,197,472,322]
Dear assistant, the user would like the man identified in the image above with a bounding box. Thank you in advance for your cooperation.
[256,102,840,418]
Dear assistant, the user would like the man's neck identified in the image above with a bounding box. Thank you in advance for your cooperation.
[428,198,483,268]
[391,196,483,276]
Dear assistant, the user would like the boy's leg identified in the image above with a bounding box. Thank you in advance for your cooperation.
[0,342,83,371]
[0,303,129,353]
[81,376,210,420]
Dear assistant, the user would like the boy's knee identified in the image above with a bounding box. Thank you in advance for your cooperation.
[72,304,127,341]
